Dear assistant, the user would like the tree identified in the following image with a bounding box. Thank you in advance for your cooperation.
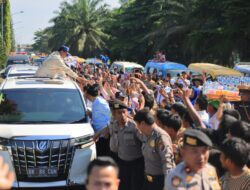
[0,0,11,68]
[47,0,110,57]
[10,18,15,52]
[32,28,51,53]
[107,0,159,64]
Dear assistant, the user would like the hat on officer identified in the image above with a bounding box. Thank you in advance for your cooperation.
[109,99,128,110]
[184,129,213,147]
[58,45,70,56]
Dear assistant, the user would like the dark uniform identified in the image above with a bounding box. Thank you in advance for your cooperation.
[142,126,175,190]
[109,100,145,190]
[165,129,221,190]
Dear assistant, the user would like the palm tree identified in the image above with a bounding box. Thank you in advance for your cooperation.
[48,0,110,57]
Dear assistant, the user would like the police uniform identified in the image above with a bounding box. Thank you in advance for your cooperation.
[108,119,120,162]
[165,129,221,190]
[142,126,175,190]
[109,119,119,153]
[109,100,145,190]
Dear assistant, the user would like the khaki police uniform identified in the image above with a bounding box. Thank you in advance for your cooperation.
[109,100,145,190]
[108,119,120,162]
[165,162,221,190]
[165,129,221,190]
[109,119,119,153]
[142,126,175,190]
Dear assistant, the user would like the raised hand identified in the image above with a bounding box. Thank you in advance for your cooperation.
[0,157,15,190]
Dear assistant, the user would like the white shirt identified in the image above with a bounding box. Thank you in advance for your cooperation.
[209,113,220,130]
[197,110,209,124]
[177,78,190,88]
[156,86,171,104]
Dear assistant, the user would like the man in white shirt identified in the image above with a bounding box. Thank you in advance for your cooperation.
[207,100,220,130]
[156,80,172,105]
[177,71,190,88]
[194,95,209,124]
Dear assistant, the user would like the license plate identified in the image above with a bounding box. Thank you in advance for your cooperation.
[27,167,58,178]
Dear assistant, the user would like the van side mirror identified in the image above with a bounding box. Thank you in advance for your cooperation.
[1,73,6,79]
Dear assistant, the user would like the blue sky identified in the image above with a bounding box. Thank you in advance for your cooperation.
[10,0,120,44]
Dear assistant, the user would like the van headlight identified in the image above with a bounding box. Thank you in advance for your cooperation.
[74,135,94,149]
[0,138,9,151]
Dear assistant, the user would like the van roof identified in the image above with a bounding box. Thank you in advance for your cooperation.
[113,61,144,68]
[145,61,187,70]
[1,78,77,90]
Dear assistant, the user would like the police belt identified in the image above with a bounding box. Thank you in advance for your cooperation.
[118,156,143,165]
[145,174,164,183]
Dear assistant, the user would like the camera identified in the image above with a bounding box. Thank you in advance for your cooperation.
[173,89,179,94]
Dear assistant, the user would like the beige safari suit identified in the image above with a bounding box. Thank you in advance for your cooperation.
[35,51,78,79]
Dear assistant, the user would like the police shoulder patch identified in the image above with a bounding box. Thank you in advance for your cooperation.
[149,139,156,148]
[157,139,166,151]
[172,176,181,187]
[185,175,193,183]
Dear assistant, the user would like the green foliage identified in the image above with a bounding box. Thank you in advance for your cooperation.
[33,0,110,57]
[32,28,52,53]
[107,0,250,66]
[0,0,12,68]
[10,18,15,52]
[32,0,250,66]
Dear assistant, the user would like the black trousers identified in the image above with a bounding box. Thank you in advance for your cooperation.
[143,174,164,190]
[96,137,111,157]
[118,157,145,190]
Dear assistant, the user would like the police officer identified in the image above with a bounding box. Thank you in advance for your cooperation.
[165,129,221,190]
[109,100,145,190]
[134,108,175,190]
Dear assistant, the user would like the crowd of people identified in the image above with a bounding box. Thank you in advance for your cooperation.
[80,68,250,190]
[51,45,248,190]
[0,45,248,190]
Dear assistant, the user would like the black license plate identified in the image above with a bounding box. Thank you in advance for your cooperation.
[27,167,58,178]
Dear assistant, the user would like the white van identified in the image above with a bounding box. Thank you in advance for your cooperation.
[110,61,144,73]
[0,77,96,188]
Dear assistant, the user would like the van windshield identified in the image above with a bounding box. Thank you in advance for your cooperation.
[0,89,86,124]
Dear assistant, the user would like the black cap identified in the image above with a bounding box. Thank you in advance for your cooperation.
[184,129,212,147]
[109,99,128,110]
[58,45,70,52]
[192,78,203,83]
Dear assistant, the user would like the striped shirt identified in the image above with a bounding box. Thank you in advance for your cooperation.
[220,168,250,190]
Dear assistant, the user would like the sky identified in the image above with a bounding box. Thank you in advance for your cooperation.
[10,0,120,45]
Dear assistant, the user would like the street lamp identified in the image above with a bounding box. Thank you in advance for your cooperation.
[11,11,24,16]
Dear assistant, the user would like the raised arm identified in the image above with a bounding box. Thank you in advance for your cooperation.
[180,89,206,128]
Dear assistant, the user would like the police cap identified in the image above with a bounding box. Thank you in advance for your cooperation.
[184,129,213,147]
[109,99,128,110]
